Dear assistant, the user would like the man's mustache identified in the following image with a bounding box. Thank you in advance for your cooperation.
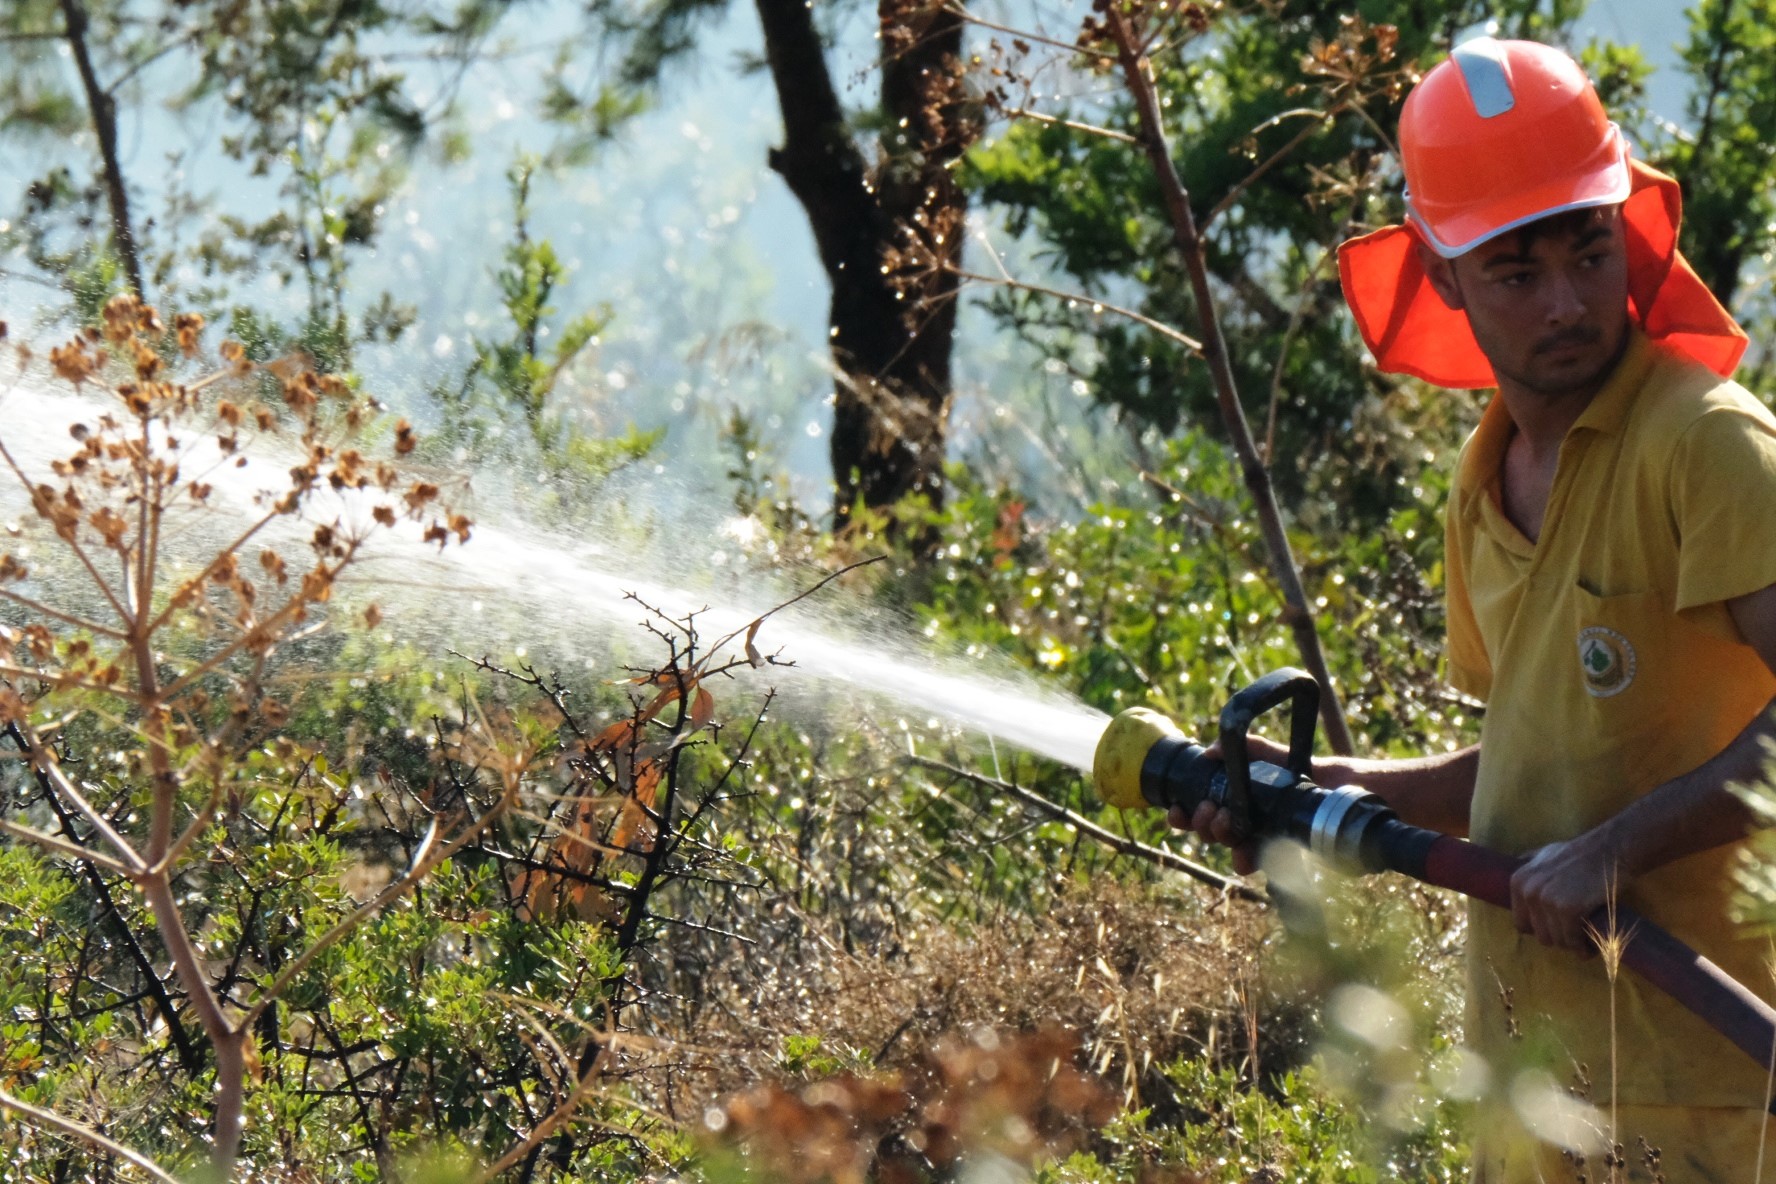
[1535,326,1603,354]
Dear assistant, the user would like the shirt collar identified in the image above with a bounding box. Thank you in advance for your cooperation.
[1456,325,1653,500]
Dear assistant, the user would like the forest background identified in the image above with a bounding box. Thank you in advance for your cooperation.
[2,0,1776,1180]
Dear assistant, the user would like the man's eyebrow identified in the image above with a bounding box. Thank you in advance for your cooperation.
[1479,224,1615,269]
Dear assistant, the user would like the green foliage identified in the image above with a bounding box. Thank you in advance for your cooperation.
[431,157,659,487]
[580,0,734,91]
[0,0,552,362]
[961,0,1776,531]
[539,47,652,168]
[1032,1056,1467,1182]
[776,1033,869,1079]
[900,425,1468,762]
[0,1,82,140]
[967,5,1461,518]
[1663,0,1776,388]
[0,304,748,1179]
[0,167,119,296]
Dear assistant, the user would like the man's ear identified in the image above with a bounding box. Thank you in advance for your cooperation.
[1414,239,1465,311]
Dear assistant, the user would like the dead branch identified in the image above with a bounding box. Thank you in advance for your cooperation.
[954,268,1204,355]
[1002,106,1138,144]
[0,1090,181,1184]
[904,755,1266,903]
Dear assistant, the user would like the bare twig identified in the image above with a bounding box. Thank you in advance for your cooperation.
[0,587,124,638]
[157,548,358,701]
[1344,96,1398,158]
[1203,111,1332,230]
[649,911,758,945]
[1104,6,1353,754]
[1003,106,1138,144]
[58,0,145,297]
[0,1090,182,1184]
[704,554,888,656]
[0,430,134,627]
[141,506,287,638]
[955,269,1203,354]
[905,755,1266,903]
[0,664,134,696]
[1261,245,1338,463]
[0,817,140,875]
[18,731,148,873]
[468,1022,615,1182]
[8,716,204,1071]
[944,3,1116,61]
[1692,0,1737,181]
[152,777,228,876]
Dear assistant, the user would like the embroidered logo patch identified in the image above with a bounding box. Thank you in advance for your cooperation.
[1577,627,1636,698]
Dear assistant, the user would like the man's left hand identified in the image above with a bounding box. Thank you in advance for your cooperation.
[1508,831,1624,953]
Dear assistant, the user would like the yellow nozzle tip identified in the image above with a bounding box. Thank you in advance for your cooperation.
[1093,707,1183,810]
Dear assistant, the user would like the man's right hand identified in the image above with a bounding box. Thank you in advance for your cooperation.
[1166,733,1296,877]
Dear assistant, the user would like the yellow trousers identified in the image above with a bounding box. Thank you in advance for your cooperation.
[1475,1104,1776,1183]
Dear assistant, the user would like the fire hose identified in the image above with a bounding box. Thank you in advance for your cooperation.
[1092,667,1776,1095]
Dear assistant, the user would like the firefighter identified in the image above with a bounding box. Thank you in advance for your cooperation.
[1189,38,1776,1181]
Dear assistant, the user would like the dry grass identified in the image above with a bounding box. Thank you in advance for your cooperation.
[639,875,1301,1123]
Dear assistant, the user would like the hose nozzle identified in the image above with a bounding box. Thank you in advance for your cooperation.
[1089,696,1431,878]
[1092,707,1185,810]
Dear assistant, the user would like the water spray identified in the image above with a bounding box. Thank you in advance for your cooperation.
[1093,668,1776,1097]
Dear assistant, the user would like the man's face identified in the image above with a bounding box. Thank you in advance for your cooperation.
[1425,207,1632,401]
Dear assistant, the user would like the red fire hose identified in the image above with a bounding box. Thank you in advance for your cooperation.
[1420,835,1776,1074]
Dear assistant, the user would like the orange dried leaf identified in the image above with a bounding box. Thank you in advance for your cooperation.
[611,795,656,852]
[174,313,204,357]
[592,718,637,753]
[49,342,98,386]
[89,507,129,549]
[632,761,661,809]
[688,686,715,734]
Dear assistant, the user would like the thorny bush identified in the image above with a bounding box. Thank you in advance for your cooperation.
[0,298,785,1181]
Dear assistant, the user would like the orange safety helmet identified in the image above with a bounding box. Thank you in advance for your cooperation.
[1338,37,1746,388]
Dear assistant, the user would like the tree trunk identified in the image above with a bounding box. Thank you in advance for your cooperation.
[754,0,971,537]
[59,0,146,299]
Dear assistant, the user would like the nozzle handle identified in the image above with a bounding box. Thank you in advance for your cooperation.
[1217,668,1319,836]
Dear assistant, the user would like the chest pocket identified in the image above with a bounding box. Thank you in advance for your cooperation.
[1571,584,1676,753]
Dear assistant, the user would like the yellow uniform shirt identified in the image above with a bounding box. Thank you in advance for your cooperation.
[1446,328,1776,1109]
